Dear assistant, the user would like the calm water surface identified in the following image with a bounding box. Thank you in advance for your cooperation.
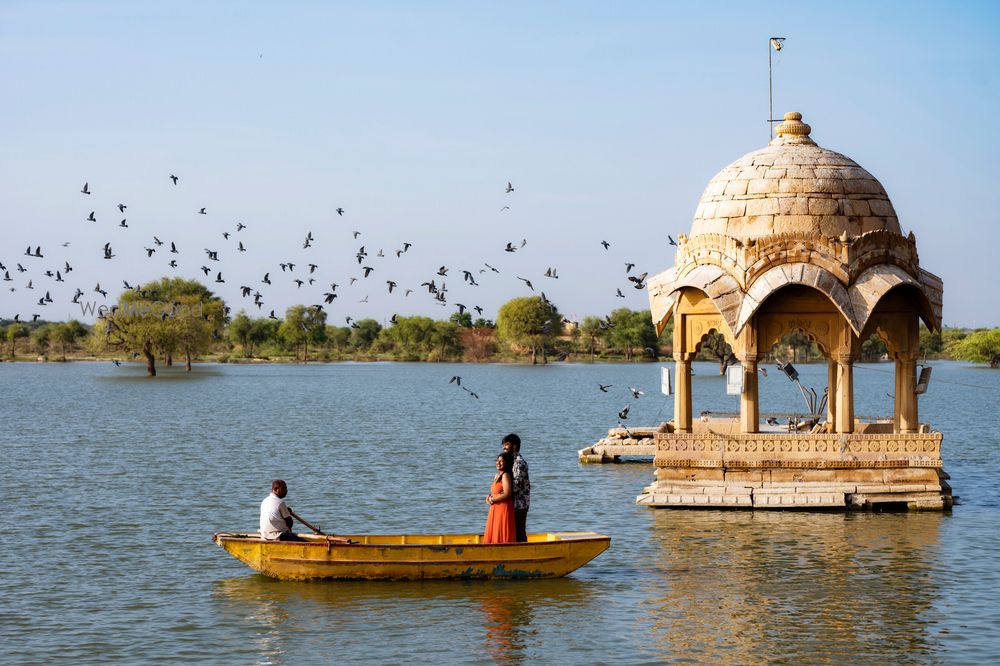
[2,360,999,664]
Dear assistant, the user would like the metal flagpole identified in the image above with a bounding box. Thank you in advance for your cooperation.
[769,37,785,140]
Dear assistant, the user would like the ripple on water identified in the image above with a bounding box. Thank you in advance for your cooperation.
[2,361,1000,663]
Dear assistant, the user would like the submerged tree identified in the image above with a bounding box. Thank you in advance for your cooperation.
[97,277,226,376]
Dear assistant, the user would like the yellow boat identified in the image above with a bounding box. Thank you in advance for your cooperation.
[212,531,611,581]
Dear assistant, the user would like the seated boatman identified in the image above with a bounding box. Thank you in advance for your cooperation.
[260,479,305,542]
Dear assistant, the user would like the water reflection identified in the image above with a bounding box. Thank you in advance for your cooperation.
[644,510,947,664]
[212,575,593,663]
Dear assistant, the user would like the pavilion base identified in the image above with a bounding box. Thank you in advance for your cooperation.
[637,467,952,510]
[636,425,953,510]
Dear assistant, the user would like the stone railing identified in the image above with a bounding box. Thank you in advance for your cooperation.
[653,431,942,469]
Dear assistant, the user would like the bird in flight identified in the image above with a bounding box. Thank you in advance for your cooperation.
[81,182,91,195]
[118,203,127,213]
[668,235,677,246]
[337,208,345,216]
[598,383,613,392]
[516,276,534,291]
[437,266,448,276]
[484,263,500,273]
[86,211,96,222]
[500,206,510,212]
[544,267,558,279]
[237,222,246,231]
[615,288,625,298]
[505,181,514,193]
[449,375,461,386]
[170,174,178,185]
[618,405,630,420]
[198,207,207,215]
[601,240,610,250]
[625,262,635,273]
[504,242,517,253]
[628,386,645,399]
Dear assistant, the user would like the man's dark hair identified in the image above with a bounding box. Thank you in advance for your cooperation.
[272,479,287,493]
[502,433,521,451]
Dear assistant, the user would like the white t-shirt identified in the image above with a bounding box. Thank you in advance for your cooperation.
[260,492,292,540]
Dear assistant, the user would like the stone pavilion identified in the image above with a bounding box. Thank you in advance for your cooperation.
[638,112,952,510]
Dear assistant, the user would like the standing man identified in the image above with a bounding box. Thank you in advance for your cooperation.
[260,479,305,541]
[502,433,530,542]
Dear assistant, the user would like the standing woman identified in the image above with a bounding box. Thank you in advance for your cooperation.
[484,452,516,544]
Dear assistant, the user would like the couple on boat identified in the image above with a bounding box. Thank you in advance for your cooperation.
[484,433,530,544]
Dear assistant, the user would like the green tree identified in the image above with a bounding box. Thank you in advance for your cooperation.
[31,324,53,356]
[350,319,382,351]
[248,318,280,357]
[52,321,87,360]
[579,316,606,360]
[605,308,658,361]
[386,316,436,358]
[697,331,736,374]
[428,321,461,360]
[860,333,888,362]
[496,296,561,364]
[279,305,328,361]
[919,324,944,357]
[325,325,351,353]
[230,311,252,356]
[951,328,1000,367]
[98,277,226,376]
[6,323,27,358]
[449,311,473,328]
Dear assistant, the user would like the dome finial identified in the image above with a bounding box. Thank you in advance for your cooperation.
[771,111,815,145]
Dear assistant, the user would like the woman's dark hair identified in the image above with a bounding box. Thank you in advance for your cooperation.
[497,451,514,474]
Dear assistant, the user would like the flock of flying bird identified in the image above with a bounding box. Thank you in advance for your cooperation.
[4,174,672,422]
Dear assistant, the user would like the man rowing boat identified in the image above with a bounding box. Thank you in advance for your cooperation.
[260,479,305,541]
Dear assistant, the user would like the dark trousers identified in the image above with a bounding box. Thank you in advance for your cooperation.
[515,508,528,543]
[277,531,306,542]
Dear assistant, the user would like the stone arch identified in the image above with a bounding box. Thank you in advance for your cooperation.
[850,264,939,333]
[735,263,860,336]
[647,264,741,337]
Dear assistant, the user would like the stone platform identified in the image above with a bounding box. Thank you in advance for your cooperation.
[635,420,953,510]
[578,425,663,463]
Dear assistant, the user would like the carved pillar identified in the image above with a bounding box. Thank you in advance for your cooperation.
[896,355,918,433]
[739,355,759,433]
[835,353,854,434]
[674,352,692,433]
[735,323,759,434]
[827,358,837,425]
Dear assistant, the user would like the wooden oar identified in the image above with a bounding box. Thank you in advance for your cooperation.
[289,508,355,545]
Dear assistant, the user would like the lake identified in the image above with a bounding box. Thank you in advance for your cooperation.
[2,360,999,664]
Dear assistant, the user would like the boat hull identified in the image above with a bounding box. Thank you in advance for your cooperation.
[212,532,610,581]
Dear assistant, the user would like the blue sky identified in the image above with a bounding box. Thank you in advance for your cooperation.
[2,1,998,327]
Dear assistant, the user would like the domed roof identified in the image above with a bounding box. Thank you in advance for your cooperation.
[689,112,900,240]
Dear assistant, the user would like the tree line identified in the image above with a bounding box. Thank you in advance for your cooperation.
[4,276,1000,373]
